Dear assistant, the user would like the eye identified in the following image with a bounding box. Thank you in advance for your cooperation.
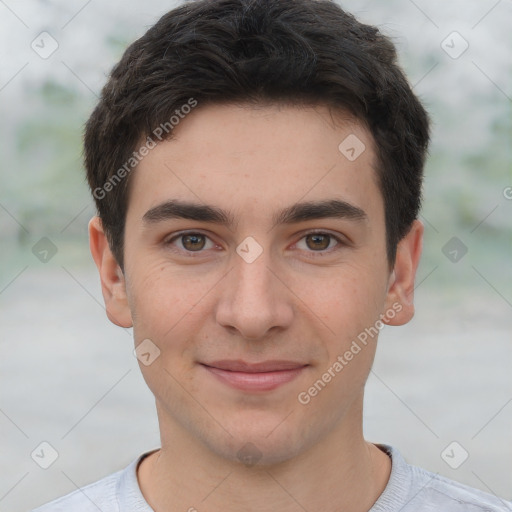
[164,230,346,257]
[295,231,343,254]
[165,232,216,254]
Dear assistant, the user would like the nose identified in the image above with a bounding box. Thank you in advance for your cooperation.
[215,248,294,341]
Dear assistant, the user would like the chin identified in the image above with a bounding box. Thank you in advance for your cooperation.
[199,417,312,467]
[212,436,303,467]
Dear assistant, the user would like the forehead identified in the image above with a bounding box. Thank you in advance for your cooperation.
[127,103,382,226]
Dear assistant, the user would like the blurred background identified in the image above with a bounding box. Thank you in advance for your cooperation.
[0,0,511,510]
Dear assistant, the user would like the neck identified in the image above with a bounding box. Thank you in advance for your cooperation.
[138,400,391,512]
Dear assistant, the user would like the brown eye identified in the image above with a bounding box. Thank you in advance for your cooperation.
[165,231,216,256]
[305,233,332,251]
[181,234,206,251]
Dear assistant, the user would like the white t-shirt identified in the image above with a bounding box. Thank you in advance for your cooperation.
[31,444,512,511]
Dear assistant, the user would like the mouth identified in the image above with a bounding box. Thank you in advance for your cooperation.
[200,360,309,392]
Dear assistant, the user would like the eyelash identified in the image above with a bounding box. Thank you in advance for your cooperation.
[164,230,345,258]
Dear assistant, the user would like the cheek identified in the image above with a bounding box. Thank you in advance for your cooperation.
[301,270,384,406]
[312,264,387,338]
[126,265,203,397]
[125,260,199,340]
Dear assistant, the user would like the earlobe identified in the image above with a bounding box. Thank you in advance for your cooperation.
[88,216,133,328]
[382,220,424,326]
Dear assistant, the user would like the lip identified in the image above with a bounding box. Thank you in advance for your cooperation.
[201,360,308,392]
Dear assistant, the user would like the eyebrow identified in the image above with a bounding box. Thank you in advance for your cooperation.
[142,198,368,229]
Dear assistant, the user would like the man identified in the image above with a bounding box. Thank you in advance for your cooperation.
[33,0,511,510]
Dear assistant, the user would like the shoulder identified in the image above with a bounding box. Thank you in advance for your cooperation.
[31,449,158,511]
[31,469,122,512]
[375,444,512,512]
[408,465,511,511]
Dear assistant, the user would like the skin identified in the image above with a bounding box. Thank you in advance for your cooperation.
[89,103,423,512]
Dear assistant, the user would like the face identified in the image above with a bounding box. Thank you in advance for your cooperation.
[90,103,422,465]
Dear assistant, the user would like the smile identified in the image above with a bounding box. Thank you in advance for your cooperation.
[200,360,309,392]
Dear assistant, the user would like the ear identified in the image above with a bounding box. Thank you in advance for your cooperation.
[88,216,133,328]
[382,219,423,326]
